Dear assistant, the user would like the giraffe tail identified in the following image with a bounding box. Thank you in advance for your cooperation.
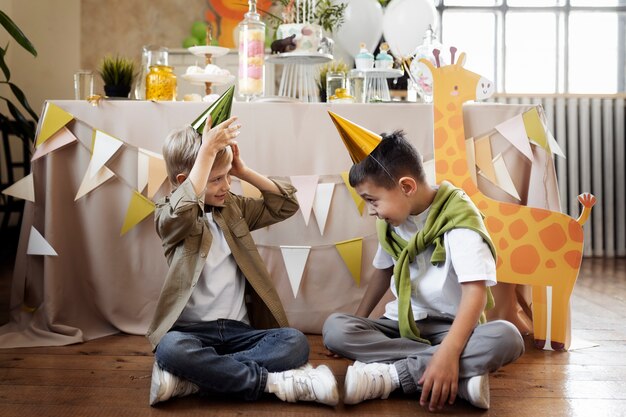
[576,193,596,226]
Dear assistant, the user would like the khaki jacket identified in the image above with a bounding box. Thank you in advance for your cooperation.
[146,178,299,350]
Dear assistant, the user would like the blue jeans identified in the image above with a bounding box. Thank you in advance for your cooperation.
[155,319,309,400]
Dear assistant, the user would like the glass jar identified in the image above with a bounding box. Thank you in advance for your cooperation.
[237,0,265,101]
[136,45,169,100]
[145,65,177,101]
[325,71,346,102]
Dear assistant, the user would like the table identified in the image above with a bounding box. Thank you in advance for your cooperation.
[0,101,554,347]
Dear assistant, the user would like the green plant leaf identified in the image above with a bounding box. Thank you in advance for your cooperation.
[9,82,39,121]
[0,10,37,57]
[0,45,10,80]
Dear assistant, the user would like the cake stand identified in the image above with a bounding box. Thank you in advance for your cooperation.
[361,68,404,102]
[266,52,333,103]
[186,45,231,95]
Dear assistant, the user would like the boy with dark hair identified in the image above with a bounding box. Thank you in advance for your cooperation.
[323,113,524,412]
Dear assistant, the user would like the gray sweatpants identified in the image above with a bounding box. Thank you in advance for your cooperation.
[322,313,525,393]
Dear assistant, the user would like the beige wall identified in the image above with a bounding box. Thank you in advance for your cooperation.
[1,0,208,115]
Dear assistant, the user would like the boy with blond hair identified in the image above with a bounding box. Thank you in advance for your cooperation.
[323,113,524,412]
[148,115,337,406]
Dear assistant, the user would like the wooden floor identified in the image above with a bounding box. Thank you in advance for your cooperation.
[1,234,625,416]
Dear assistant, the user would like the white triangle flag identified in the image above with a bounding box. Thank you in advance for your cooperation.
[2,173,34,202]
[312,183,334,235]
[547,131,566,158]
[75,161,116,200]
[89,130,124,178]
[492,154,521,201]
[280,245,311,298]
[137,151,150,193]
[495,114,534,161]
[27,226,58,256]
[290,175,319,226]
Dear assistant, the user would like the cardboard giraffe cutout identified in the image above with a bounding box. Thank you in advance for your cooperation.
[416,47,596,350]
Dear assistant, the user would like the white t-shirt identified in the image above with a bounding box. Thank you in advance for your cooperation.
[373,206,497,321]
[176,212,249,325]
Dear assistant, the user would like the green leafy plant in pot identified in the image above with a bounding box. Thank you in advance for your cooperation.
[98,55,137,98]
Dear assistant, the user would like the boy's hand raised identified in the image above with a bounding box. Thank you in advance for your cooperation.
[201,116,240,155]
[229,143,248,179]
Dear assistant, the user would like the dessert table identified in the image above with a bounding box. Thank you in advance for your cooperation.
[0,100,554,347]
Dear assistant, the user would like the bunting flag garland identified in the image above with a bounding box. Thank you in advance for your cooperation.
[31,127,78,161]
[89,130,124,178]
[2,173,34,202]
[35,103,74,147]
[312,183,334,235]
[120,190,156,236]
[26,226,58,256]
[522,107,549,151]
[492,154,521,200]
[75,162,116,201]
[474,135,497,184]
[341,171,365,215]
[335,237,363,286]
[280,246,311,298]
[138,148,168,198]
[494,113,534,161]
[290,175,319,226]
[547,131,565,158]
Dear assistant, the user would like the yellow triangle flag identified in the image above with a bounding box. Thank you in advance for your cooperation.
[335,237,363,286]
[522,107,549,151]
[341,171,365,215]
[36,103,74,147]
[120,190,155,236]
[328,111,381,164]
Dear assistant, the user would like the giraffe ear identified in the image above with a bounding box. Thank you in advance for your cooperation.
[457,52,467,67]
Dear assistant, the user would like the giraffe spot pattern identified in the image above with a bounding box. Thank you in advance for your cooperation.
[453,159,467,176]
[499,237,508,250]
[510,245,540,274]
[486,217,504,233]
[447,147,456,156]
[499,204,521,216]
[530,208,551,222]
[545,259,556,268]
[448,114,462,130]
[509,219,528,239]
[539,223,567,252]
[568,219,584,243]
[447,102,457,112]
[436,160,448,175]
[462,178,479,196]
[564,250,582,269]
[434,106,444,123]
[477,200,488,210]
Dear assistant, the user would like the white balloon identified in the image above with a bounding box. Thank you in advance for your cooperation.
[334,0,384,58]
[382,0,438,58]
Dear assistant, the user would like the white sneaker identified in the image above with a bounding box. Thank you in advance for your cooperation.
[344,361,398,405]
[268,363,339,406]
[458,374,490,409]
[149,362,199,406]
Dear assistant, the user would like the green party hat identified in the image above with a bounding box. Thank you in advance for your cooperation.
[191,85,235,133]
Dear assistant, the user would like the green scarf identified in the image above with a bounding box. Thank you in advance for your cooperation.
[376,181,496,343]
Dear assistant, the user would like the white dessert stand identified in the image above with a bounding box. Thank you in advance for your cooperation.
[362,68,403,102]
[186,45,232,95]
[266,52,332,103]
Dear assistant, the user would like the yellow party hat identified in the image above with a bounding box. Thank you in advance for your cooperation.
[328,111,382,164]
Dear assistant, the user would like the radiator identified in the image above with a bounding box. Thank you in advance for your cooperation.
[491,94,626,258]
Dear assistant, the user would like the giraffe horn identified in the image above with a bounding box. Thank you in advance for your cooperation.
[450,46,457,65]
[433,49,441,68]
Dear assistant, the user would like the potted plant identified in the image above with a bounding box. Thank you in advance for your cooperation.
[317,59,348,102]
[98,55,137,98]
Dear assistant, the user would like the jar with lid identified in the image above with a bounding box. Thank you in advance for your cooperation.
[135,45,169,99]
[237,0,265,101]
[146,65,177,101]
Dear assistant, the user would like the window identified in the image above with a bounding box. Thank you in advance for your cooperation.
[435,0,626,93]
